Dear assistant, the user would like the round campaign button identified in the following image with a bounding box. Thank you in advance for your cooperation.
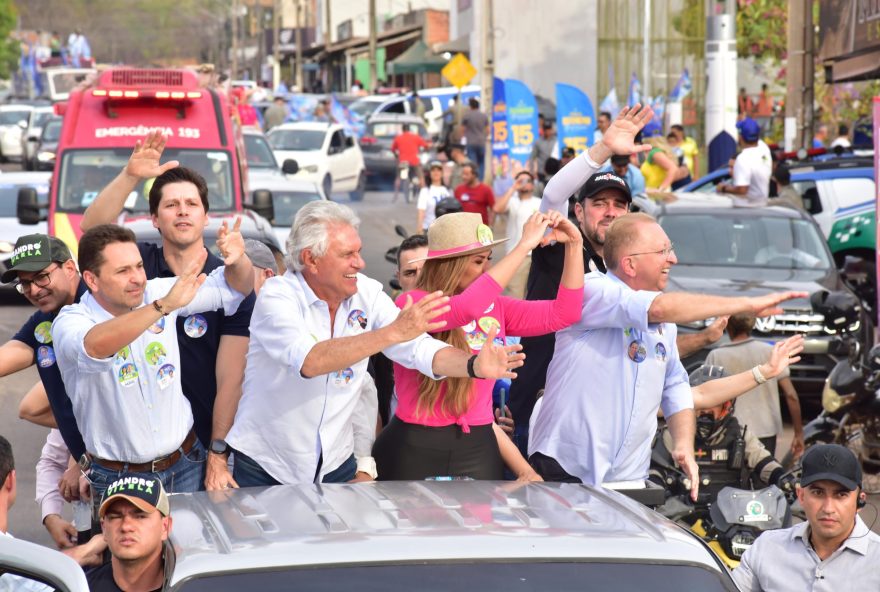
[37,345,55,368]
[183,314,207,338]
[655,342,667,362]
[156,364,176,389]
[118,362,139,387]
[347,309,368,331]
[333,367,354,386]
[463,320,477,333]
[145,342,167,366]
[466,328,488,350]
[627,340,647,363]
[34,321,53,344]
[476,224,493,245]
[478,316,501,335]
[147,316,165,334]
[483,302,495,314]
[114,346,131,366]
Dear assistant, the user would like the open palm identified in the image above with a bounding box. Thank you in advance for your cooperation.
[601,104,654,155]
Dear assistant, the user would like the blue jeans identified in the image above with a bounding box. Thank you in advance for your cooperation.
[233,450,357,486]
[466,145,485,177]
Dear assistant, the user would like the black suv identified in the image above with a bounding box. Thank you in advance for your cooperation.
[634,194,873,396]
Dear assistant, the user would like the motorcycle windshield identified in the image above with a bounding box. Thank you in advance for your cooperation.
[709,486,789,532]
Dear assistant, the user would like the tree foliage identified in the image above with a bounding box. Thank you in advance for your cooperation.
[0,0,19,78]
[736,0,788,61]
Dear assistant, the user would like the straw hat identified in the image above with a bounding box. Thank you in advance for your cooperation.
[410,212,508,262]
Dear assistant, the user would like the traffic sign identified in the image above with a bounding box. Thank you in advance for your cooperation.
[442,53,477,89]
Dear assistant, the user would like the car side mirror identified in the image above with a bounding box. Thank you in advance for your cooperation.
[17,187,47,225]
[245,189,275,222]
[345,136,354,149]
[27,135,39,142]
[281,159,299,175]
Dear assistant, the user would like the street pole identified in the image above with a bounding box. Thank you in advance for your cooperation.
[785,0,805,151]
[481,0,494,183]
[295,0,304,91]
[231,0,239,80]
[643,0,651,101]
[273,0,281,91]
[369,0,378,92]
[324,0,332,91]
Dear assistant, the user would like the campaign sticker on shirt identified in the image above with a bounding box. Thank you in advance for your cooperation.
[655,342,667,362]
[463,320,477,333]
[483,302,495,314]
[657,325,664,336]
[118,363,138,387]
[183,314,207,338]
[37,345,55,368]
[147,317,165,334]
[460,192,471,202]
[145,342,167,366]
[466,328,488,350]
[347,309,368,331]
[114,346,131,366]
[332,367,354,386]
[478,316,501,335]
[34,321,53,344]
[623,327,634,338]
[627,340,647,363]
[156,364,176,389]
[492,337,504,347]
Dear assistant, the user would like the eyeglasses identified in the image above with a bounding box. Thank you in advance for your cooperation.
[14,265,58,294]
[627,244,675,258]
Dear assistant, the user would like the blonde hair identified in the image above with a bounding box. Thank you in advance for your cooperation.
[604,212,657,271]
[413,255,475,418]
[646,136,675,159]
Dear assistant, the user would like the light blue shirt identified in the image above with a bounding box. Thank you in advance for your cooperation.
[53,269,244,463]
[530,271,692,484]
[599,163,646,195]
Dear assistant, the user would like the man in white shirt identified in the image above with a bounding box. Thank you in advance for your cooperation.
[493,170,542,297]
[830,124,851,149]
[221,201,524,486]
[716,118,771,206]
[53,222,253,497]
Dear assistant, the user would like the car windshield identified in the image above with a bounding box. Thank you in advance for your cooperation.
[0,180,49,217]
[272,190,323,227]
[660,213,834,269]
[57,149,235,213]
[32,111,53,129]
[0,110,30,126]
[244,134,279,169]
[42,120,62,142]
[349,98,383,119]
[268,129,326,151]
[176,562,730,592]
[369,122,427,138]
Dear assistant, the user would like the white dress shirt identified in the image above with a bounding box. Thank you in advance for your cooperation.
[530,271,693,484]
[53,269,244,463]
[226,270,449,484]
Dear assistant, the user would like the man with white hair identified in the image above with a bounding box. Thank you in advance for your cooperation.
[218,201,525,485]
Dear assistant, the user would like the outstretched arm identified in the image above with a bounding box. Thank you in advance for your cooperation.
[648,291,808,325]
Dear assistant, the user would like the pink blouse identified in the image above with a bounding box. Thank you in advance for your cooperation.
[393,273,583,432]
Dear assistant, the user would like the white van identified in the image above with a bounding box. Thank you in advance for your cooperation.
[350,85,481,136]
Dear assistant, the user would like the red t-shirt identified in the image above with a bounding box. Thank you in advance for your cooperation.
[454,183,495,224]
[391,132,430,166]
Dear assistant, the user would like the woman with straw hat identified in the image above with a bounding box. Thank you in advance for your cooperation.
[373,209,584,480]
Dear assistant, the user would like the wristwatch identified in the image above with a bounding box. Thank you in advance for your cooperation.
[209,439,231,456]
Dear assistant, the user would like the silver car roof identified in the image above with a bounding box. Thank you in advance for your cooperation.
[167,481,726,587]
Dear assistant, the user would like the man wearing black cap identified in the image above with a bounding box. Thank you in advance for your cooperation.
[89,473,172,592]
[0,234,90,546]
[733,444,880,591]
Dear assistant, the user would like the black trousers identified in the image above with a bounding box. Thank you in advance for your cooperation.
[373,417,503,481]
[529,452,582,483]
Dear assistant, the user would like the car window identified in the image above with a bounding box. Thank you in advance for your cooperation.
[176,562,731,592]
[272,190,324,226]
[369,122,427,138]
[329,131,344,149]
[244,134,279,169]
[32,111,53,129]
[41,120,62,142]
[660,213,833,269]
[0,110,31,125]
[830,177,875,210]
[383,100,406,114]
[791,181,821,215]
[268,129,326,151]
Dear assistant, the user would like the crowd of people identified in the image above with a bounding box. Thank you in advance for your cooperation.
[0,104,877,591]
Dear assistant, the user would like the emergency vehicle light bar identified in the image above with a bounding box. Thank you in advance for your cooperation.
[92,90,202,99]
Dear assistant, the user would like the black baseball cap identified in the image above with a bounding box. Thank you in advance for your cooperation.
[800,444,862,491]
[99,473,170,518]
[1,234,72,283]
[577,172,632,203]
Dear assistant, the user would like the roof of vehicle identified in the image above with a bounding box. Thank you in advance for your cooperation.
[634,193,808,220]
[0,104,35,112]
[366,113,428,125]
[271,121,338,132]
[166,481,726,587]
[249,175,323,195]
[0,171,52,186]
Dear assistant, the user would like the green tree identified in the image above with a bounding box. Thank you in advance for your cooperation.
[736,0,788,61]
[0,0,19,78]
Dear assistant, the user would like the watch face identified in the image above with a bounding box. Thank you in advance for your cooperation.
[210,439,228,454]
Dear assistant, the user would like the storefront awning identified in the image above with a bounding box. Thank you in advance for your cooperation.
[387,39,448,74]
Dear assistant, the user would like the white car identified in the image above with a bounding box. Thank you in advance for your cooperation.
[267,122,366,201]
[21,105,55,170]
[0,172,50,290]
[0,104,35,162]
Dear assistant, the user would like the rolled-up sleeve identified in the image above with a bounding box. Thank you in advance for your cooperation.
[250,284,316,375]
[374,289,449,379]
[179,267,245,317]
[52,306,115,374]
[576,274,660,332]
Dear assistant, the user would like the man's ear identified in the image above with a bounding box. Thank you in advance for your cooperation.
[83,270,99,292]
[2,469,15,494]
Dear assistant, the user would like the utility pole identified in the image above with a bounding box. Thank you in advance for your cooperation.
[295,0,304,91]
[785,0,813,151]
[368,0,378,91]
[643,0,651,100]
[481,0,494,183]
[231,0,239,80]
[324,0,333,91]
[273,0,281,91]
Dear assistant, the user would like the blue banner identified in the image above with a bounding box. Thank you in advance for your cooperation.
[503,79,538,166]
[555,83,596,153]
[330,94,363,138]
[491,77,509,158]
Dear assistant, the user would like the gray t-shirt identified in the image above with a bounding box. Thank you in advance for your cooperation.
[705,338,789,438]
[461,109,488,146]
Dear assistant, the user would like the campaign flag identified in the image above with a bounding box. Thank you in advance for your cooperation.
[492,77,509,158]
[504,79,539,166]
[330,94,362,138]
[669,68,692,102]
[628,72,642,107]
[600,65,620,118]
[555,83,596,153]
[642,95,665,138]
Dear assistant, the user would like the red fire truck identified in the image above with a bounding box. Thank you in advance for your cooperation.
[16,68,269,254]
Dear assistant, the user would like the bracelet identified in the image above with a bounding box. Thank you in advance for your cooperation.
[467,354,481,379]
[752,365,767,385]
[152,299,169,316]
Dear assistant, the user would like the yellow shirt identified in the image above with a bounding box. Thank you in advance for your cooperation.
[640,148,668,189]
[681,137,699,176]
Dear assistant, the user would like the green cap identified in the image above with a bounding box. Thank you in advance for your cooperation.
[1,234,72,284]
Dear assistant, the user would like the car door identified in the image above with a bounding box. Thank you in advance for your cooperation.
[328,129,355,190]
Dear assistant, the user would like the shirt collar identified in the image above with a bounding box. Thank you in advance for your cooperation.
[294,270,325,307]
[793,515,872,556]
[605,269,630,289]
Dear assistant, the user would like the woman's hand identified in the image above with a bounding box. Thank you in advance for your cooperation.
[541,212,583,246]
[759,334,805,379]
[516,211,552,251]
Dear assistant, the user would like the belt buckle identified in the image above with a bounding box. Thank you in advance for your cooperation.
[151,458,161,473]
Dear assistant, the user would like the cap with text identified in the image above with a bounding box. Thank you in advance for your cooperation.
[99,473,170,518]
[1,234,72,284]
[577,171,632,203]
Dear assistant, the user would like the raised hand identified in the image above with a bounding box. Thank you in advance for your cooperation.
[217,217,245,266]
[750,291,809,317]
[541,214,583,246]
[599,104,654,156]
[125,131,179,180]
[517,212,552,251]
[702,315,729,344]
[391,291,450,342]
[760,334,805,379]
[473,325,525,380]
[160,250,208,311]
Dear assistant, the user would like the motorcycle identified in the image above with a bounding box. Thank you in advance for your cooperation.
[785,290,880,481]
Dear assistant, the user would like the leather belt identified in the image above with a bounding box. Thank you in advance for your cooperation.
[88,429,197,473]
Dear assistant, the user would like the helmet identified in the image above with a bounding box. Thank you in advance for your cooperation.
[435,197,463,218]
[690,365,736,441]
